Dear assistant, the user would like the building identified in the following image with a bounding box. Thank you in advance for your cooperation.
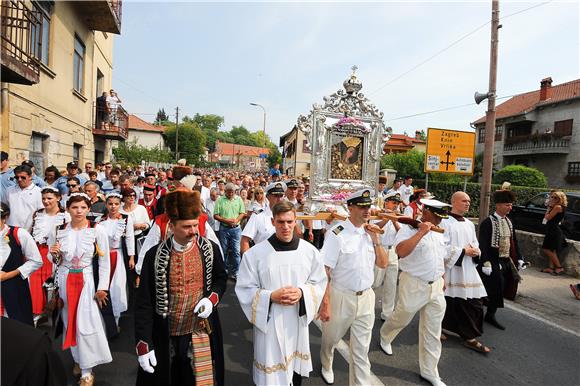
[383,131,426,154]
[211,141,269,169]
[279,125,311,177]
[473,77,580,188]
[127,114,166,149]
[1,0,124,173]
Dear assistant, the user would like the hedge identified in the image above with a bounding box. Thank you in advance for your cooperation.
[414,180,578,218]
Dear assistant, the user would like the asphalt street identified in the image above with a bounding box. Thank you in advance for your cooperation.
[48,277,580,386]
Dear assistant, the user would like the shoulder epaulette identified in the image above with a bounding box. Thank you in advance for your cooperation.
[333,225,344,235]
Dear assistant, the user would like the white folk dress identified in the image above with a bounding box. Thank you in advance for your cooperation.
[236,239,327,386]
[49,223,112,369]
[99,215,135,320]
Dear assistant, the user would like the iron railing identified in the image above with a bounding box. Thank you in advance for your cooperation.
[504,137,570,152]
[92,101,128,140]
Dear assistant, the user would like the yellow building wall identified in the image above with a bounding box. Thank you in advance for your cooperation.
[3,1,115,171]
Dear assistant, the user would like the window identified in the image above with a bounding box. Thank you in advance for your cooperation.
[28,133,46,175]
[478,128,485,143]
[96,69,104,98]
[554,119,573,136]
[529,194,548,208]
[73,36,85,93]
[73,143,82,163]
[302,139,311,154]
[568,162,580,176]
[30,2,52,66]
[495,125,503,141]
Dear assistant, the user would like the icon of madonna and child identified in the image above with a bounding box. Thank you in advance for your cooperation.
[330,135,364,180]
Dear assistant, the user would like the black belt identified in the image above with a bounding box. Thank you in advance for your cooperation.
[221,223,239,228]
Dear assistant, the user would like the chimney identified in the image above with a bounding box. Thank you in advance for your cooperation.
[540,77,553,101]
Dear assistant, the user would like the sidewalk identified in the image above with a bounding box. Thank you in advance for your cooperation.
[509,268,580,334]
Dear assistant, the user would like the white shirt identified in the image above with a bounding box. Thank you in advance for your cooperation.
[3,183,43,230]
[242,206,275,245]
[395,224,461,283]
[120,205,150,237]
[380,220,398,248]
[200,186,211,203]
[205,198,219,231]
[398,184,414,205]
[321,220,376,292]
[0,225,42,279]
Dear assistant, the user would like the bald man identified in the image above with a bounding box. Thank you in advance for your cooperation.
[440,192,490,354]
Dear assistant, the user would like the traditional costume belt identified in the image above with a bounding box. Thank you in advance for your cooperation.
[61,264,92,273]
[332,283,371,296]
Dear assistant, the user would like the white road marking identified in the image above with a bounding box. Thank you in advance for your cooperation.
[505,301,580,338]
[313,319,385,386]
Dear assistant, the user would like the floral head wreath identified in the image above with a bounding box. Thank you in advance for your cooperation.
[106,192,123,200]
[67,192,90,202]
[41,186,60,194]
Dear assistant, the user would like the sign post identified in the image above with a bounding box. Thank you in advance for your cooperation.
[424,128,476,176]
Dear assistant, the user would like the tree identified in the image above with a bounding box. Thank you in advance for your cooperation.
[266,144,282,168]
[381,150,425,179]
[165,121,207,165]
[492,164,548,187]
[112,139,173,165]
[192,114,224,152]
[154,108,169,125]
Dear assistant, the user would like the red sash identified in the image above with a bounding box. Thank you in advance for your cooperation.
[109,250,118,283]
[63,270,84,349]
[29,244,52,314]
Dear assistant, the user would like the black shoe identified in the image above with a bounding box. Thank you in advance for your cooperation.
[485,314,505,330]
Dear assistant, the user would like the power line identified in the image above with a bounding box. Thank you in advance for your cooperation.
[368,0,554,97]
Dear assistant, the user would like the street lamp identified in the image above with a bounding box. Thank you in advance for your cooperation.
[250,102,267,166]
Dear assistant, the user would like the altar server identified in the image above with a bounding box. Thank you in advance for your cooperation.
[236,200,327,385]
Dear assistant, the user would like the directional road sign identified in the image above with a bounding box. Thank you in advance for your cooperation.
[424,128,476,175]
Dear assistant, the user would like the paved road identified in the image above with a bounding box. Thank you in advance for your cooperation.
[48,276,580,386]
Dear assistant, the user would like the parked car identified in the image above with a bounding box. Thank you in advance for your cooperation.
[509,192,580,241]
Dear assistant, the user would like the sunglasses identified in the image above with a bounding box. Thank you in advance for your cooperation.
[67,184,78,188]
[15,176,28,180]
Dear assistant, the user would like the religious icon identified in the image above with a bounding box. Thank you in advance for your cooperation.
[330,135,363,180]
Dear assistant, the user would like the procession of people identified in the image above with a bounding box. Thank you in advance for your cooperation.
[0,155,537,386]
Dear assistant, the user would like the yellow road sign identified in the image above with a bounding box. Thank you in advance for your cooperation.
[424,128,476,175]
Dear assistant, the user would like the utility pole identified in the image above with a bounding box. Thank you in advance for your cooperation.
[479,0,500,224]
[175,106,179,161]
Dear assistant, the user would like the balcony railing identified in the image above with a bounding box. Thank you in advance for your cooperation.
[503,137,570,154]
[92,102,128,140]
[75,0,122,34]
[1,0,40,85]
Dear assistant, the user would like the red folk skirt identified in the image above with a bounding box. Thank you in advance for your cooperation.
[29,244,53,315]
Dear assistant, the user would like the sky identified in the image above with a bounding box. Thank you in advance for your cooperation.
[113,0,580,145]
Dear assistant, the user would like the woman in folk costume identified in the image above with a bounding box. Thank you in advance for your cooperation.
[98,192,135,335]
[0,203,42,325]
[48,193,112,386]
[135,189,227,386]
[29,186,70,323]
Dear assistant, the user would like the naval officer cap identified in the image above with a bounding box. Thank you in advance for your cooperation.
[285,178,299,188]
[421,198,451,219]
[384,191,402,202]
[346,189,374,207]
[265,181,287,196]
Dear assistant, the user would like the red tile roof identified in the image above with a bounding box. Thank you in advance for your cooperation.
[216,141,269,157]
[128,114,165,132]
[474,78,580,124]
[387,134,426,146]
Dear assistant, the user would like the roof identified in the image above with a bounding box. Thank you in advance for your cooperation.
[386,134,426,148]
[279,126,298,147]
[474,78,580,125]
[216,141,269,157]
[128,114,165,133]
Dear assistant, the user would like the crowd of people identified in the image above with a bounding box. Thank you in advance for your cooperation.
[0,149,570,386]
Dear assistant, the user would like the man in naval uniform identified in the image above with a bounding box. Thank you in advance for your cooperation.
[318,189,388,385]
[236,201,327,386]
[240,181,286,255]
[379,199,463,386]
[135,190,227,385]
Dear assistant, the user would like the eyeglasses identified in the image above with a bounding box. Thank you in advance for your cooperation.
[126,194,136,197]
[15,176,28,180]
[67,184,78,188]
[105,165,112,169]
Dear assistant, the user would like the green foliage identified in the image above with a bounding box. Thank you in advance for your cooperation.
[154,108,169,125]
[267,144,282,168]
[112,139,173,165]
[191,114,224,152]
[165,121,207,165]
[492,164,548,188]
[381,150,425,179]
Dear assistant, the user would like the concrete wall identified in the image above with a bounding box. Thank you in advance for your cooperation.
[128,130,165,149]
[281,127,310,177]
[2,1,115,170]
[516,230,580,278]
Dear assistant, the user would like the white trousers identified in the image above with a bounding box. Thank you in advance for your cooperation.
[320,285,375,386]
[380,272,446,379]
[380,249,399,321]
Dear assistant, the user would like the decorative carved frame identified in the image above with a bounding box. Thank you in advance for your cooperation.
[297,69,392,210]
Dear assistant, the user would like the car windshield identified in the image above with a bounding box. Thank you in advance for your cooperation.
[567,196,580,214]
[528,194,547,208]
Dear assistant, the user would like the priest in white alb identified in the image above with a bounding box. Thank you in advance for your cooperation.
[236,201,327,386]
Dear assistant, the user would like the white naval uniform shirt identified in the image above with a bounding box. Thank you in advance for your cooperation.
[394,224,460,283]
[242,206,275,245]
[398,184,414,206]
[322,220,376,292]
[3,183,43,230]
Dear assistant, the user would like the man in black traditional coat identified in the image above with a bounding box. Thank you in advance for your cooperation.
[477,189,525,330]
[135,189,227,385]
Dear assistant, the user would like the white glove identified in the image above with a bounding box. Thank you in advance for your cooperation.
[138,350,157,373]
[518,260,527,270]
[194,297,213,319]
[482,266,492,276]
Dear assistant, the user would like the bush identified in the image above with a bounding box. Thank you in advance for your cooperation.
[492,165,547,188]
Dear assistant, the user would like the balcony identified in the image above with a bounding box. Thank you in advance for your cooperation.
[92,102,128,140]
[0,0,40,85]
[503,136,570,156]
[74,0,122,34]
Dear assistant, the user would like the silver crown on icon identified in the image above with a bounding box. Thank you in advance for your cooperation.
[343,65,363,94]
